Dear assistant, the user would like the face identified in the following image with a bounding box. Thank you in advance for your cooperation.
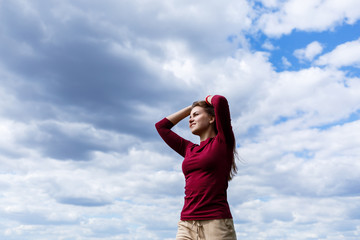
[189,106,214,135]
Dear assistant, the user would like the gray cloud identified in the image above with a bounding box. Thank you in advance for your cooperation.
[57,196,112,207]
[0,0,189,142]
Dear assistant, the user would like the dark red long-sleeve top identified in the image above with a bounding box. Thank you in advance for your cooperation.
[155,95,235,220]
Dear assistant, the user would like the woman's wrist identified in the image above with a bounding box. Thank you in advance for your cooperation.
[205,95,213,105]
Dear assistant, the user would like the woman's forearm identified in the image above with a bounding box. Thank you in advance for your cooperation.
[166,105,192,125]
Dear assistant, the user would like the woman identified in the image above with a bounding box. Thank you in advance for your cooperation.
[155,95,237,240]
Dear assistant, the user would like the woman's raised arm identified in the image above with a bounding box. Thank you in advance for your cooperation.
[155,105,193,157]
[206,95,234,144]
[166,105,192,125]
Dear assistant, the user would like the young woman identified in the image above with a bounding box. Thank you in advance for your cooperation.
[155,95,237,240]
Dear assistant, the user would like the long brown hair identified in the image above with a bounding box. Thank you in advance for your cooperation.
[191,101,238,181]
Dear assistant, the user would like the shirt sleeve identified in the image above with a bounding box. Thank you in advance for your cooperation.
[211,95,235,145]
[155,118,193,157]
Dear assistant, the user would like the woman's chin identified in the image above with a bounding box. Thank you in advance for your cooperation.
[190,129,200,136]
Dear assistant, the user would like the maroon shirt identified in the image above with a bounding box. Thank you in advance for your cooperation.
[155,95,234,220]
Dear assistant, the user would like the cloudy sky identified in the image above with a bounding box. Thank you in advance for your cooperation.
[1,0,360,239]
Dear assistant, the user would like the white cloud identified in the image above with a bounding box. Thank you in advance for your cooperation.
[281,56,292,68]
[0,139,183,238]
[233,66,360,136]
[231,118,360,238]
[316,38,360,67]
[201,49,275,107]
[256,0,360,36]
[294,41,324,61]
[231,196,360,239]
[262,39,278,50]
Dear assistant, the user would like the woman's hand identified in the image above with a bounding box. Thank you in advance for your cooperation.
[166,105,192,125]
[205,95,213,105]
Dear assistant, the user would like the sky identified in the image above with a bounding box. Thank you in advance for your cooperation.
[0,0,360,239]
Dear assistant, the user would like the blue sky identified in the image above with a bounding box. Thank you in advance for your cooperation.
[0,0,360,239]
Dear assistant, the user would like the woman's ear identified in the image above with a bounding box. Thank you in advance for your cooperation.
[209,116,215,124]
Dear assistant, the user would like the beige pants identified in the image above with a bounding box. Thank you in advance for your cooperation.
[176,218,237,240]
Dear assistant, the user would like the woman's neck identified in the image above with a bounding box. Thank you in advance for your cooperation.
[199,129,217,142]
